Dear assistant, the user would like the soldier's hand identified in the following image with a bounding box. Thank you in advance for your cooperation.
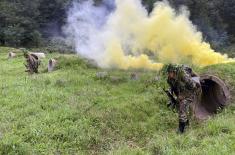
[196,82,201,88]
[167,101,172,108]
[178,95,184,101]
[167,101,175,108]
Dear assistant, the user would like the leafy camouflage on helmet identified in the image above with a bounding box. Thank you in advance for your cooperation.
[166,64,184,74]
[22,49,29,58]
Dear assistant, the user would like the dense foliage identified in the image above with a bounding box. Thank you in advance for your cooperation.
[0,0,234,49]
[0,0,71,47]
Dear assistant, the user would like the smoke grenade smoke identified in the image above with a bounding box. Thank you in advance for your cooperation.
[64,0,234,70]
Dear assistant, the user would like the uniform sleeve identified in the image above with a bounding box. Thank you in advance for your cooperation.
[191,70,199,77]
[181,72,197,90]
[167,78,179,95]
[167,78,173,93]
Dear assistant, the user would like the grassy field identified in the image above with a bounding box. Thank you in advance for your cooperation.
[0,47,235,155]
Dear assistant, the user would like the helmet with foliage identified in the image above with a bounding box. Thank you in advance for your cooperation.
[166,64,180,73]
[22,49,29,58]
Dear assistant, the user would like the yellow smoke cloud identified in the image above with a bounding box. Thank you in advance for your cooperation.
[99,0,234,70]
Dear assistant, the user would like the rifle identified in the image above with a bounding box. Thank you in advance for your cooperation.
[162,88,179,111]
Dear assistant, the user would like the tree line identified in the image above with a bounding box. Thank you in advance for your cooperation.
[0,0,71,47]
[0,0,234,50]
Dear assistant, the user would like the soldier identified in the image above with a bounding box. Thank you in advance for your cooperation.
[24,52,40,74]
[166,64,201,133]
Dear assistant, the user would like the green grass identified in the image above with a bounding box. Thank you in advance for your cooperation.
[0,47,235,155]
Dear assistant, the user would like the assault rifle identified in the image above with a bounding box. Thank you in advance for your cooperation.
[162,88,179,111]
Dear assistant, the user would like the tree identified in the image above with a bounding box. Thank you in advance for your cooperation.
[0,0,234,48]
[0,0,41,47]
[0,0,71,47]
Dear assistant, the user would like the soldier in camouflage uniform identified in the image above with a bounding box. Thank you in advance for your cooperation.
[166,64,201,133]
[24,52,40,74]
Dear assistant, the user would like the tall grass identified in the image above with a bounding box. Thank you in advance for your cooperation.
[0,47,234,154]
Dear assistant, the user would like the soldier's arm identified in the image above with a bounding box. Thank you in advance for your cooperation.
[191,70,199,77]
[167,78,174,94]
[182,72,197,90]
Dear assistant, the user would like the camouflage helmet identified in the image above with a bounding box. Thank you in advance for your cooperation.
[22,49,29,58]
[166,64,179,73]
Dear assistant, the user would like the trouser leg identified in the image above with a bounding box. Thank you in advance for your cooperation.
[179,99,189,123]
[178,98,192,133]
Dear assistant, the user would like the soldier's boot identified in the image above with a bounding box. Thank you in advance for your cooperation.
[178,121,186,134]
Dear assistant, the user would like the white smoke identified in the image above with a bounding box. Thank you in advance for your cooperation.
[64,0,115,66]
[64,0,233,70]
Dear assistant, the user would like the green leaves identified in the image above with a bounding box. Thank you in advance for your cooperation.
[0,0,71,47]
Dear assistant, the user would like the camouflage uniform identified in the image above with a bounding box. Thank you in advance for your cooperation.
[24,53,40,74]
[167,65,200,123]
